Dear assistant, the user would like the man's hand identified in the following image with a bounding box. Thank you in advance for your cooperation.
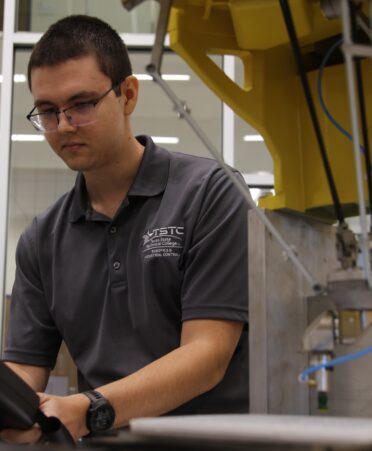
[0,362,47,444]
[1,319,244,440]
[0,393,90,444]
[0,425,42,444]
[38,392,90,441]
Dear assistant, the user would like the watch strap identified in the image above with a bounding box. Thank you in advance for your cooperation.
[83,390,105,404]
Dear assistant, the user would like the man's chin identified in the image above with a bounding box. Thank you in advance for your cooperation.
[64,161,92,172]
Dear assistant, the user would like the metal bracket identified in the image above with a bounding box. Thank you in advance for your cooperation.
[336,223,359,269]
[148,0,173,74]
[121,0,148,12]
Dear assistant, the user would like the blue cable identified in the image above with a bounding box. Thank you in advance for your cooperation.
[299,346,372,382]
[317,37,365,153]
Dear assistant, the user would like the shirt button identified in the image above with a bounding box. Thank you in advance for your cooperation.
[109,226,117,235]
[113,261,121,270]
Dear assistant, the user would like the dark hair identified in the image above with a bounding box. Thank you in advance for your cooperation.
[27,15,132,92]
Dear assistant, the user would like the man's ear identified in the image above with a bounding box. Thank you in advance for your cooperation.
[121,75,139,115]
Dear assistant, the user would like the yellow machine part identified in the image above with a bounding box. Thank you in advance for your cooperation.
[168,0,372,220]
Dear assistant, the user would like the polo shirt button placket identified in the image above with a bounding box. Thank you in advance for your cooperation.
[109,226,117,235]
[113,261,121,270]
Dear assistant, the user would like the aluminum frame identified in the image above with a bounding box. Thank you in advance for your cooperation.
[0,0,16,351]
[340,0,372,289]
[222,56,235,167]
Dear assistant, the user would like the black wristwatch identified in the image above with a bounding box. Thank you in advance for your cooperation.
[83,390,115,433]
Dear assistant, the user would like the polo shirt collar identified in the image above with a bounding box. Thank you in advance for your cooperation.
[69,135,170,222]
[128,135,169,197]
[69,173,89,222]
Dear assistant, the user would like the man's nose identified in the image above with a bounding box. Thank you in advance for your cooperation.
[57,112,77,133]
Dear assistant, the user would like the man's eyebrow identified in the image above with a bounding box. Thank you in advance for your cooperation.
[34,90,101,107]
[67,90,101,102]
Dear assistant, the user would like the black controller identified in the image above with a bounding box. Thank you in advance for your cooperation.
[0,360,75,446]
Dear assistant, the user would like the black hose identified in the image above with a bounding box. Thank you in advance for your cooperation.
[279,0,345,224]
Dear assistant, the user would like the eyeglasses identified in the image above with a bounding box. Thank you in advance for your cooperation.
[26,83,120,133]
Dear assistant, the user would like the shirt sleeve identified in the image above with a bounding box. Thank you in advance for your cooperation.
[180,168,249,322]
[2,218,61,368]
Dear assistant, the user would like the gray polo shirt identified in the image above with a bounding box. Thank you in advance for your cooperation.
[4,135,249,414]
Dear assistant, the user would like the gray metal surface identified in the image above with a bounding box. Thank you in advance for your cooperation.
[309,297,372,417]
[248,209,339,414]
[249,209,372,417]
[130,414,372,447]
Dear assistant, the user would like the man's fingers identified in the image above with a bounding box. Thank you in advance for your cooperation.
[38,391,48,404]
[0,426,42,444]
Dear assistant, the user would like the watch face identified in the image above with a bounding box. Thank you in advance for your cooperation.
[91,405,115,432]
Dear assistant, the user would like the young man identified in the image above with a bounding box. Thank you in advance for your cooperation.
[1,15,248,442]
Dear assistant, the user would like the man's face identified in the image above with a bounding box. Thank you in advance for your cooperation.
[30,55,131,173]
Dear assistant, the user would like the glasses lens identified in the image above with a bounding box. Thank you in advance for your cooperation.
[67,103,97,127]
[27,87,113,132]
[30,113,57,132]
[41,113,58,131]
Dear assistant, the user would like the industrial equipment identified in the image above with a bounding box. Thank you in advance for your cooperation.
[123,0,372,418]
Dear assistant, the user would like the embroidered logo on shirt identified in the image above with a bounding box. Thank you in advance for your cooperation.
[142,226,184,259]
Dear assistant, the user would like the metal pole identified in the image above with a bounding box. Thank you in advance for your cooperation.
[340,0,372,289]
[222,56,235,167]
[148,0,172,73]
[0,0,16,350]
[350,4,372,231]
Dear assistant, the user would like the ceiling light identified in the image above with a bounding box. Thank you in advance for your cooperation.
[162,74,190,81]
[249,187,275,204]
[0,73,190,83]
[243,171,274,186]
[134,73,190,81]
[134,74,152,81]
[12,134,45,142]
[13,74,27,83]
[11,134,178,144]
[243,134,264,142]
[151,136,179,144]
[0,74,27,83]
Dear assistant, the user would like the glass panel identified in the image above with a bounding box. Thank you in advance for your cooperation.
[0,0,3,31]
[0,36,2,104]
[5,46,222,389]
[0,0,2,100]
[8,50,221,277]
[17,0,159,33]
[235,115,274,180]
[131,51,222,158]
[233,57,274,187]
[7,47,221,291]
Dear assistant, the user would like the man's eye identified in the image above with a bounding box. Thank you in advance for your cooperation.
[73,101,94,109]
[38,108,57,115]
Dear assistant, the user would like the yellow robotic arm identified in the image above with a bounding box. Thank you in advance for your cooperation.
[168,0,372,220]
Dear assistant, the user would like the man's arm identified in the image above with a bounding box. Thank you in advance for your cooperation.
[4,362,50,392]
[35,318,244,440]
[0,362,50,444]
